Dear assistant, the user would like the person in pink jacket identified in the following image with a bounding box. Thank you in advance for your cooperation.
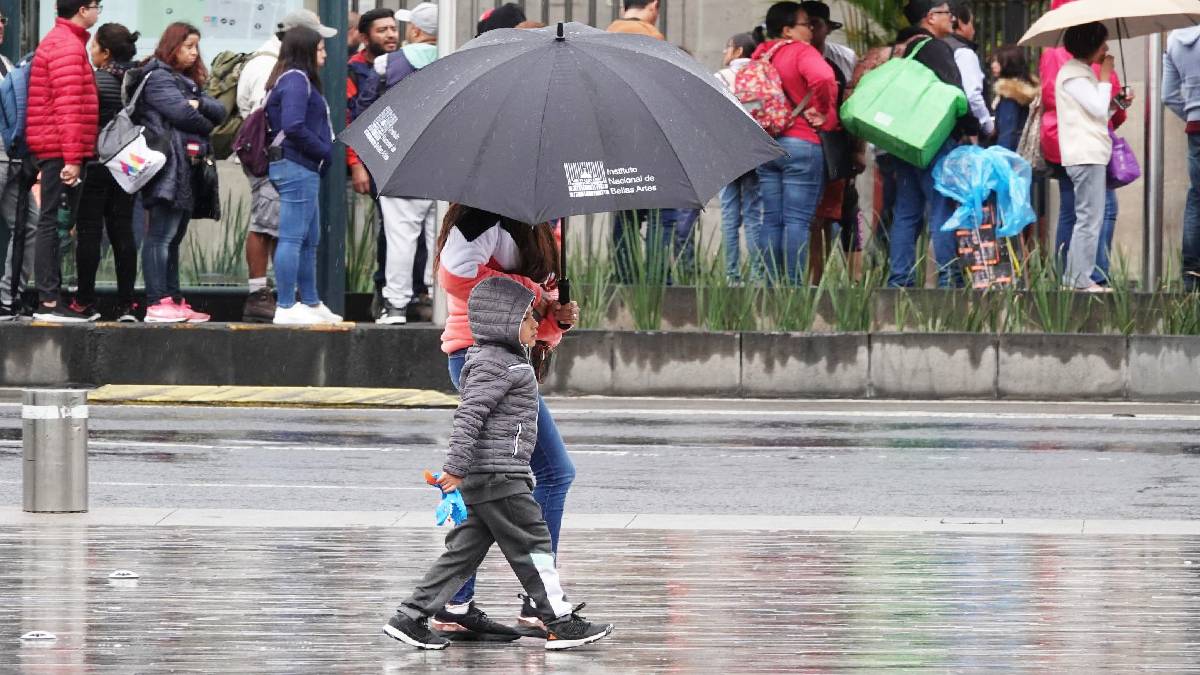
[429,204,580,641]
[1039,0,1133,285]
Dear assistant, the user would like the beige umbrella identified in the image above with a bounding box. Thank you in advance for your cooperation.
[1019,0,1200,48]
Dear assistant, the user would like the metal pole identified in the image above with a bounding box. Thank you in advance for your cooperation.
[23,390,88,513]
[434,0,458,328]
[1144,33,1165,290]
[319,1,350,314]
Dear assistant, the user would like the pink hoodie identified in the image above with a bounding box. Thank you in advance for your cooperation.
[1038,0,1127,165]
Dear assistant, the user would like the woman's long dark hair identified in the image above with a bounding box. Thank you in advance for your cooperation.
[753,2,802,43]
[992,45,1032,82]
[96,23,140,63]
[151,22,207,86]
[436,205,559,284]
[267,26,324,92]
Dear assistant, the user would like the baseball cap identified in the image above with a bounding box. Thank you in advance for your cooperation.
[397,2,439,37]
[279,8,338,39]
[799,2,843,31]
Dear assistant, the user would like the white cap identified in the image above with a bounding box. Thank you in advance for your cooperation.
[396,2,438,37]
[279,8,338,39]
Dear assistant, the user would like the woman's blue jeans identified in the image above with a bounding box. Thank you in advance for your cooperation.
[720,171,764,280]
[143,204,190,304]
[757,136,825,285]
[446,350,576,605]
[269,159,321,308]
[1055,167,1118,285]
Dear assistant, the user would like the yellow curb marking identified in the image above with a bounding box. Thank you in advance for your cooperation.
[89,385,458,409]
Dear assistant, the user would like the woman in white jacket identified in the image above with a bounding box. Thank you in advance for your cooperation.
[1054,22,1114,292]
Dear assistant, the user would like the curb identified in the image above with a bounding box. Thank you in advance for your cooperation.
[87,385,459,408]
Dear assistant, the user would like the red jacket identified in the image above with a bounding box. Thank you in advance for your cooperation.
[751,39,839,144]
[27,18,99,165]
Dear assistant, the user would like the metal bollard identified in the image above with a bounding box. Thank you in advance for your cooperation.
[22,389,88,513]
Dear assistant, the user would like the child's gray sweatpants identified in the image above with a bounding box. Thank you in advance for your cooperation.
[400,476,573,624]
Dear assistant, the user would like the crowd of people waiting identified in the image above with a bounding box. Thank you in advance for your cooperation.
[1,0,1198,326]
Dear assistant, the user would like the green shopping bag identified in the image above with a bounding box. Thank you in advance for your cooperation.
[840,39,968,168]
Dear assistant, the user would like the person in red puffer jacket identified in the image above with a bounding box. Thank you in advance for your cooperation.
[27,0,100,323]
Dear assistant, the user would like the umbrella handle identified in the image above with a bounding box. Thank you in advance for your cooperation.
[557,278,572,330]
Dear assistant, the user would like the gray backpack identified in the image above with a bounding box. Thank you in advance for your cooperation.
[96,72,167,193]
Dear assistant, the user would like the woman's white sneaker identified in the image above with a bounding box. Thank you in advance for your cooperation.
[273,303,323,325]
[310,303,342,323]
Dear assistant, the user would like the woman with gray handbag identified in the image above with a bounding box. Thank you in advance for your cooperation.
[75,23,140,322]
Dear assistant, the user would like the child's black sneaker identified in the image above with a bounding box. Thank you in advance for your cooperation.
[431,602,521,642]
[544,603,613,651]
[515,593,549,638]
[383,612,449,650]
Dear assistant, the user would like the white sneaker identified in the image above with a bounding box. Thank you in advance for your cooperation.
[273,303,324,325]
[310,303,342,323]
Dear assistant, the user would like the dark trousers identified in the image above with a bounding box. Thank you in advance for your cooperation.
[75,164,136,305]
[33,156,71,303]
[400,479,573,624]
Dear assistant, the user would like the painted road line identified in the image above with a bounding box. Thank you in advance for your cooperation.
[0,480,426,491]
[551,408,1200,422]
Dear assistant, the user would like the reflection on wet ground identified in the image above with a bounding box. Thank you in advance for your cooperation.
[2,526,1199,672]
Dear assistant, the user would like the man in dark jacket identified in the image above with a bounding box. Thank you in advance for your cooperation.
[382,277,614,652]
[945,1,993,138]
[27,0,100,322]
[886,0,978,289]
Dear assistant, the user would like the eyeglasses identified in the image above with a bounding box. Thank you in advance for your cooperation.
[929,9,952,17]
[0,16,8,26]
[86,3,103,12]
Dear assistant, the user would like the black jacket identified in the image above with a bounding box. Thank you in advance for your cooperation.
[907,29,981,138]
[94,62,135,128]
[132,59,225,211]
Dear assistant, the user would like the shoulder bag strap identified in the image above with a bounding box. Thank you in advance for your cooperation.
[125,71,154,113]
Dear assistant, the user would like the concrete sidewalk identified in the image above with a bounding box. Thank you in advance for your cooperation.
[2,520,1198,672]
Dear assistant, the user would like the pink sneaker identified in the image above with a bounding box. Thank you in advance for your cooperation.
[144,298,188,323]
[174,298,211,323]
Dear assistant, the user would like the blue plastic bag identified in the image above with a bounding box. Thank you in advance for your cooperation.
[934,145,1036,238]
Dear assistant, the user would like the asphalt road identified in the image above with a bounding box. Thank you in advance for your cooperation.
[1,398,1198,519]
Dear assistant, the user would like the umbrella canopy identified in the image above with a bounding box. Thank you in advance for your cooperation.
[340,22,784,225]
[1019,0,1200,48]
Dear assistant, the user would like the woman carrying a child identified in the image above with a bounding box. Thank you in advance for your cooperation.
[430,204,580,640]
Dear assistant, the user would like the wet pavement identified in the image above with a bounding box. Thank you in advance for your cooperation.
[0,399,1197,519]
[3,524,1200,672]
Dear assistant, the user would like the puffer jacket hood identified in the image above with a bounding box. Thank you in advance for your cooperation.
[994,77,1039,107]
[468,276,535,355]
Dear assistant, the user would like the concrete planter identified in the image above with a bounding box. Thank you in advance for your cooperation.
[0,323,1197,402]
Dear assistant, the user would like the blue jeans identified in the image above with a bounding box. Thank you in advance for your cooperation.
[655,208,699,282]
[1055,167,1117,285]
[758,137,825,285]
[720,171,764,280]
[143,204,190,304]
[1184,134,1200,291]
[887,141,960,288]
[446,350,576,605]
[270,159,321,308]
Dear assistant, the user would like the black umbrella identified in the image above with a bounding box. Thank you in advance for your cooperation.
[341,21,783,307]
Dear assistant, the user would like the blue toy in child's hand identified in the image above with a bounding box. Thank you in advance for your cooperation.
[423,470,468,527]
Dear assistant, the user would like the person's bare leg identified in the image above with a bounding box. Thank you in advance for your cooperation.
[246,232,273,280]
[808,219,831,285]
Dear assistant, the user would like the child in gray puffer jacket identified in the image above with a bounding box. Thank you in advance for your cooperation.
[384,276,613,652]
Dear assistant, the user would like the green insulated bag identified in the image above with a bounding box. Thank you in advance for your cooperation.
[839,39,967,168]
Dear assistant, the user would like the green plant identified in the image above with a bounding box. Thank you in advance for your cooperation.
[345,193,378,293]
[619,211,669,331]
[569,234,616,330]
[696,254,761,332]
[1025,251,1091,333]
[1102,254,1137,335]
[1162,292,1200,335]
[183,196,249,284]
[821,247,879,332]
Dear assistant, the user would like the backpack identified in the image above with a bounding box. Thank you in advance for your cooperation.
[0,52,35,159]
[234,70,309,178]
[732,41,800,137]
[205,50,272,160]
